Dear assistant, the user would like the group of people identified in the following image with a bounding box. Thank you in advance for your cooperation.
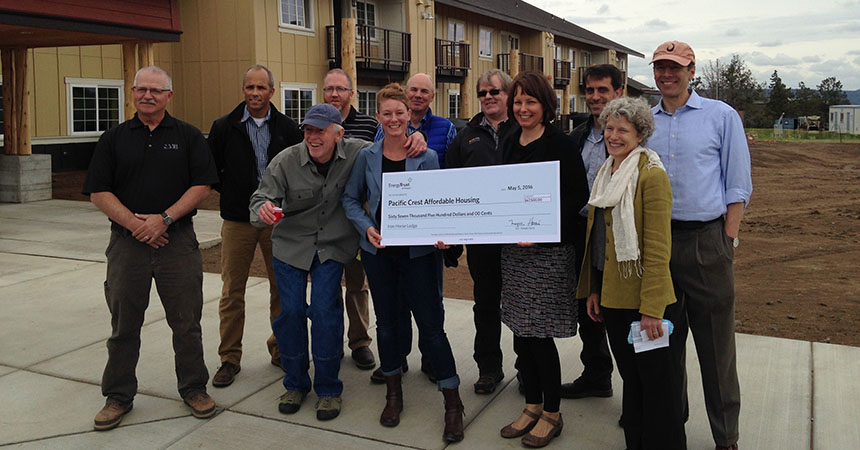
[83,38,751,450]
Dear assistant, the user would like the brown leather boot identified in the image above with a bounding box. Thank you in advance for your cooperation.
[380,374,403,427]
[442,387,465,442]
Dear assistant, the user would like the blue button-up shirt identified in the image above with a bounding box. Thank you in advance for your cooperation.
[649,90,752,221]
[580,126,606,216]
[241,106,272,182]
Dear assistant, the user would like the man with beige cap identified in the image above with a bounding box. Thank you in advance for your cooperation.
[649,41,752,450]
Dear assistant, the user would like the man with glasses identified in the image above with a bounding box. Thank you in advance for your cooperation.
[649,41,752,450]
[207,65,303,388]
[445,69,517,394]
[83,66,219,430]
[559,64,623,401]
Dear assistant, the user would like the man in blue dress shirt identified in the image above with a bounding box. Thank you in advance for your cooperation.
[649,41,753,450]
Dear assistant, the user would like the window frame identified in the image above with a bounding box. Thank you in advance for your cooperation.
[355,0,378,40]
[64,77,124,137]
[280,82,317,123]
[447,89,461,120]
[278,0,315,36]
[569,96,576,113]
[478,27,493,60]
[448,19,465,42]
[569,49,576,68]
[582,51,592,67]
[357,86,379,116]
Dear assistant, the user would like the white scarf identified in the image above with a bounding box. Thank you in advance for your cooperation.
[588,146,665,278]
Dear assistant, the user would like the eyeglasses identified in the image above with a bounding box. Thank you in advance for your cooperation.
[323,86,352,94]
[477,89,502,98]
[133,87,171,95]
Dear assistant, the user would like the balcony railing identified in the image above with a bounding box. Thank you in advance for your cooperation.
[435,39,470,80]
[496,52,544,75]
[326,24,411,75]
[553,60,571,87]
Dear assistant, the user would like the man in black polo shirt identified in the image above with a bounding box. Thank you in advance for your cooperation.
[83,66,219,431]
[208,65,303,387]
[445,69,518,394]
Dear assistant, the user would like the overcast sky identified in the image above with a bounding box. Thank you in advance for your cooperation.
[527,0,860,90]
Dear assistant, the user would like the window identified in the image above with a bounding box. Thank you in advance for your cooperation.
[500,32,520,53]
[569,96,576,113]
[582,51,592,67]
[479,27,493,59]
[448,90,461,119]
[0,78,4,137]
[65,78,123,135]
[554,45,562,60]
[279,0,313,31]
[556,94,562,116]
[581,97,588,113]
[358,89,377,116]
[448,20,465,42]
[569,49,576,68]
[356,1,377,38]
[281,83,316,122]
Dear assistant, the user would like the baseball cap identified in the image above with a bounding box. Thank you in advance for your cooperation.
[301,103,342,129]
[651,41,695,66]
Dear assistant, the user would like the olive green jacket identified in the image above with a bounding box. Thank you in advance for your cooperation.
[575,153,676,319]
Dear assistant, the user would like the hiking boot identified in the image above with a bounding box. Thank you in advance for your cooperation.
[315,396,342,421]
[93,399,133,431]
[474,371,505,394]
[212,362,241,387]
[278,390,306,414]
[184,391,216,418]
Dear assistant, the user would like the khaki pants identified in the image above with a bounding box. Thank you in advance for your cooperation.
[218,220,280,365]
[341,257,372,351]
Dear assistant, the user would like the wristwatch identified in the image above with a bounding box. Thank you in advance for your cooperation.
[732,236,739,248]
[161,212,174,226]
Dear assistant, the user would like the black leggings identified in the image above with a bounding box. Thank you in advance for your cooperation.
[513,336,561,412]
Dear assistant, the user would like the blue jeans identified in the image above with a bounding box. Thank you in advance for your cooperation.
[361,249,459,390]
[272,254,344,397]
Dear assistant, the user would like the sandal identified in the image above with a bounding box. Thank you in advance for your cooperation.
[521,412,564,448]
[500,408,541,438]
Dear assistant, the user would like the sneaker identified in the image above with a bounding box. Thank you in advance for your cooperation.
[184,391,216,418]
[93,399,133,431]
[212,362,241,387]
[370,362,409,384]
[315,396,342,421]
[559,376,612,399]
[474,371,505,394]
[351,346,376,370]
[278,390,306,414]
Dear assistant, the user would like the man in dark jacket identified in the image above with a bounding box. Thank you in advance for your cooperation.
[560,64,624,400]
[446,69,518,394]
[207,65,303,387]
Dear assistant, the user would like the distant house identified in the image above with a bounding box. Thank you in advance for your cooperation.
[829,105,860,134]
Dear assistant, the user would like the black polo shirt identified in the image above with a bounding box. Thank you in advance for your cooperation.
[83,112,218,219]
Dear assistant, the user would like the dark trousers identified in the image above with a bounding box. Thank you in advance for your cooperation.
[466,244,503,376]
[514,336,561,412]
[102,223,209,404]
[362,250,459,389]
[576,298,614,384]
[604,303,687,450]
[671,218,740,447]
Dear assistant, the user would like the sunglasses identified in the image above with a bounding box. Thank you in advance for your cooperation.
[477,89,502,98]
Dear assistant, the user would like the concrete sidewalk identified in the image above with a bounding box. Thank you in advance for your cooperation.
[0,200,857,449]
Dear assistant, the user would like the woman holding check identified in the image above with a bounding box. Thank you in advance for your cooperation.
[498,71,589,448]
[341,83,464,443]
[577,96,686,450]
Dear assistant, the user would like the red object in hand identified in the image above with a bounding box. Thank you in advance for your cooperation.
[273,207,283,222]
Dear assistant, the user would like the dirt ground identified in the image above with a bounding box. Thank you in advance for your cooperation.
[54,140,860,346]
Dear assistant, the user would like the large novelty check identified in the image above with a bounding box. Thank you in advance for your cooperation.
[380,161,560,245]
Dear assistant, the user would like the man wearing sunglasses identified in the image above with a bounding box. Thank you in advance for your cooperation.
[445,69,518,395]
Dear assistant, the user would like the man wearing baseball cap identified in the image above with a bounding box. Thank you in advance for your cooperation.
[649,41,752,450]
[248,103,373,421]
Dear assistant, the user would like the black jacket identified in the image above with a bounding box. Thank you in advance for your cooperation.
[446,112,519,169]
[208,102,303,222]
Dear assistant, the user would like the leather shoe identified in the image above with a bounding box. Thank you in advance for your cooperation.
[521,412,563,448]
[351,346,376,370]
[370,362,408,384]
[380,373,403,427]
[474,371,504,394]
[559,376,612,399]
[442,388,465,442]
[500,408,541,438]
[93,399,133,431]
[184,391,216,418]
[212,362,241,387]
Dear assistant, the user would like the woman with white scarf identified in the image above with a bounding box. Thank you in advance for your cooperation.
[576,97,687,450]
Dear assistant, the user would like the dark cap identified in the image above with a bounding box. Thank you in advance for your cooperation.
[301,103,342,129]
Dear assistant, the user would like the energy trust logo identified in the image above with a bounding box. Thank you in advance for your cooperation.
[387,177,413,190]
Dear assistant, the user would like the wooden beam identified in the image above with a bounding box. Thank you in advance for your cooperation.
[341,18,358,108]
[138,41,154,68]
[562,84,570,115]
[459,40,472,120]
[13,48,30,155]
[122,42,137,121]
[1,49,14,155]
[510,49,520,79]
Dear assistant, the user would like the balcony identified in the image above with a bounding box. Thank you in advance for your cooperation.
[326,24,411,79]
[435,39,470,83]
[553,60,571,88]
[496,52,544,75]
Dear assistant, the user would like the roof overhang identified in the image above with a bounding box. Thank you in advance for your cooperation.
[0,11,180,48]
